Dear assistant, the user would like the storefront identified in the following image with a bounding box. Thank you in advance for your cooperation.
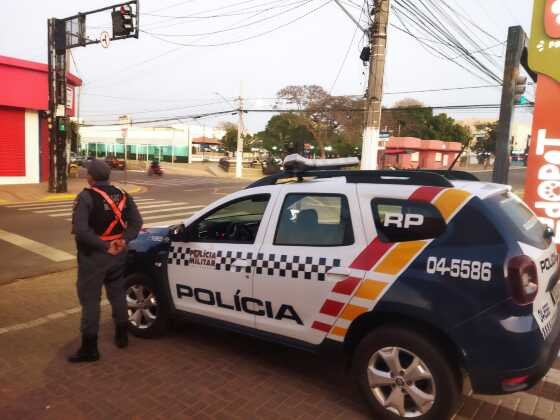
[0,55,81,185]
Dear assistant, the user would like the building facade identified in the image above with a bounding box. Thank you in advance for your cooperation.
[79,124,226,163]
[382,137,462,169]
[0,55,81,185]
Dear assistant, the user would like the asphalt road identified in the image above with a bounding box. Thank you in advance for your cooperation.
[0,171,248,285]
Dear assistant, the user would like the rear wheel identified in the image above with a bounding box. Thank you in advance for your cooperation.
[125,274,170,338]
[354,326,461,420]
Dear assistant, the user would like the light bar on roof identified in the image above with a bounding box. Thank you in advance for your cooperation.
[283,154,360,172]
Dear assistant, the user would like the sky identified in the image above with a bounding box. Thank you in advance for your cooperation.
[0,0,536,134]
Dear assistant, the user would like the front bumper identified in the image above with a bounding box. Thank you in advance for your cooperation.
[451,300,560,395]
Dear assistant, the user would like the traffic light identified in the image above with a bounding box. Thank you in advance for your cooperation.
[112,5,134,37]
[514,75,528,105]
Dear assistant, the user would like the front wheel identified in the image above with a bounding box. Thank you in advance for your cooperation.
[354,326,461,420]
[125,274,170,338]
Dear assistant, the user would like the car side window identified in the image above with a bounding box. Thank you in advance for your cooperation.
[372,198,446,243]
[190,194,270,244]
[275,193,354,247]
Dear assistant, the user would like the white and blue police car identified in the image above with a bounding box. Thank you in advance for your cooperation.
[124,155,560,420]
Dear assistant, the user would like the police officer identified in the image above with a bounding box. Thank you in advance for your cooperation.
[68,159,143,363]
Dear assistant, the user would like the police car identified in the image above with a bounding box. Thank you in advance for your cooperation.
[124,155,560,420]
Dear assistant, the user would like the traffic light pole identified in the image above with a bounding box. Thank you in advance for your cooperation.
[492,26,527,184]
[46,1,139,193]
[47,19,56,192]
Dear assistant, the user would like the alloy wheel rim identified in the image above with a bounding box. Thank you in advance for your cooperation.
[367,346,436,418]
[126,284,158,329]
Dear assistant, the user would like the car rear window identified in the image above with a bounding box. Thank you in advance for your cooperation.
[485,192,547,249]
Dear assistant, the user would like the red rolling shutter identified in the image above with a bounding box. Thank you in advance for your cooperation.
[0,108,25,176]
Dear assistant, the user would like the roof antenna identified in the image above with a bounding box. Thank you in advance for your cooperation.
[448,140,470,171]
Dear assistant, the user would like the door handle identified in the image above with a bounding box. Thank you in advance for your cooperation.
[326,267,351,277]
[232,259,250,268]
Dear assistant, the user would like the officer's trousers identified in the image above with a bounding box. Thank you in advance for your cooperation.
[77,250,128,337]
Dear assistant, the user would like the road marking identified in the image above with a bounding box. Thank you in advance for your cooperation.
[44,200,180,217]
[140,205,204,215]
[143,212,196,228]
[142,211,200,221]
[32,199,164,214]
[0,300,109,336]
[6,200,74,208]
[0,228,75,262]
[5,197,155,210]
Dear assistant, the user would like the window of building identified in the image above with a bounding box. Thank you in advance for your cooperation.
[411,152,419,162]
[435,152,442,162]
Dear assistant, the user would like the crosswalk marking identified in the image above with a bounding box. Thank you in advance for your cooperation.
[139,205,204,215]
[142,210,200,221]
[46,202,203,218]
[143,213,196,228]
[5,197,155,210]
[0,228,75,262]
[33,200,170,214]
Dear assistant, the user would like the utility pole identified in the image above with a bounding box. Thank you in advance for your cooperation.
[492,26,527,184]
[47,1,139,192]
[236,84,245,178]
[361,0,391,170]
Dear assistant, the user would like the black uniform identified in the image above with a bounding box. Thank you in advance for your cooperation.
[72,181,142,337]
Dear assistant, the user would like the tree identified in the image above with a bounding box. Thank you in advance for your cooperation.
[220,122,238,153]
[276,85,363,158]
[381,99,471,145]
[473,122,498,166]
[219,122,261,153]
[257,113,314,155]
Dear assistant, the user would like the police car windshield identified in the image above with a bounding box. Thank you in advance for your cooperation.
[486,192,547,248]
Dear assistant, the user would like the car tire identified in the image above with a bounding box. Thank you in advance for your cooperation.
[125,274,170,338]
[354,326,461,420]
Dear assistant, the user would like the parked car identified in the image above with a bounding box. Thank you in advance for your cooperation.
[124,155,560,420]
[70,152,85,167]
[104,155,126,170]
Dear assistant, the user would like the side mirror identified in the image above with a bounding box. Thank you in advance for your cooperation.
[170,224,193,242]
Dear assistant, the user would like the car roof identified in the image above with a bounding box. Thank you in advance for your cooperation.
[248,174,510,201]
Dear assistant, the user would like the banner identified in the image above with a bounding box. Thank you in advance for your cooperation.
[524,75,560,245]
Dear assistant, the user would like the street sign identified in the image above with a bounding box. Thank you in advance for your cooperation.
[529,0,560,83]
[100,31,110,48]
[65,86,74,110]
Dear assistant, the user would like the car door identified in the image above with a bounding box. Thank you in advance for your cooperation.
[253,182,367,345]
[168,190,276,328]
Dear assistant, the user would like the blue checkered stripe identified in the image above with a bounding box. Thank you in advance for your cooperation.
[169,245,190,266]
[216,250,341,281]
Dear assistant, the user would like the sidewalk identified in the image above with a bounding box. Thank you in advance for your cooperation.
[1,269,560,419]
[0,178,145,205]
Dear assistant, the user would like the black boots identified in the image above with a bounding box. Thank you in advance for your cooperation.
[114,322,128,349]
[68,335,100,363]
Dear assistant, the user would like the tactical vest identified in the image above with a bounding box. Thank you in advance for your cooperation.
[86,185,128,241]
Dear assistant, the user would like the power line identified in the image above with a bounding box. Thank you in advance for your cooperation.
[329,0,365,94]
[142,0,314,37]
[384,84,502,95]
[142,0,331,48]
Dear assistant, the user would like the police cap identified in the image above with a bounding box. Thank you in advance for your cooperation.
[85,159,111,181]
